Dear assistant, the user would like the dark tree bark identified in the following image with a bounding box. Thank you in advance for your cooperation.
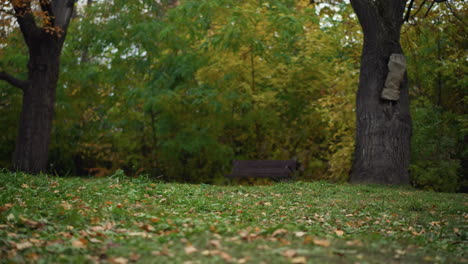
[349,0,412,184]
[0,0,75,173]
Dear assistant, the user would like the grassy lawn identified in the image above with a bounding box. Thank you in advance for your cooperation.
[0,171,466,264]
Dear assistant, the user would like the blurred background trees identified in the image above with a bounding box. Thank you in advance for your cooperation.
[0,0,465,191]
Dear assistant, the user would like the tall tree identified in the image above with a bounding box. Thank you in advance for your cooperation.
[0,0,75,173]
[349,0,411,184]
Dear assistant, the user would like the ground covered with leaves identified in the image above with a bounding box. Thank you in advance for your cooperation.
[0,172,466,263]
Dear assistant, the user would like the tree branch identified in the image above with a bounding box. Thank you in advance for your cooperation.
[0,71,27,90]
[412,0,428,18]
[51,0,76,29]
[11,0,39,43]
[424,0,436,17]
[39,0,55,27]
[403,0,415,22]
[445,1,468,27]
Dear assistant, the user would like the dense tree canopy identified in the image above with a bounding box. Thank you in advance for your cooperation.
[0,0,466,191]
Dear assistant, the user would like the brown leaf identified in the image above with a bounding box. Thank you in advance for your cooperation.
[26,252,39,261]
[89,238,102,244]
[71,238,87,248]
[140,224,155,232]
[291,256,307,264]
[0,203,13,213]
[129,253,140,262]
[16,241,33,250]
[108,257,129,264]
[60,201,72,210]
[209,239,222,248]
[237,257,250,264]
[127,232,152,238]
[345,240,362,246]
[334,229,344,236]
[29,238,43,246]
[185,245,197,254]
[20,217,44,230]
[313,238,330,247]
[272,228,288,237]
[151,245,172,256]
[281,249,297,258]
[220,251,233,262]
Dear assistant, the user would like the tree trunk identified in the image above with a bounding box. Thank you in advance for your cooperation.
[349,0,412,184]
[0,0,75,174]
[13,36,61,173]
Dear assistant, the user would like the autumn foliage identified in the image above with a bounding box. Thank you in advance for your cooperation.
[0,0,466,191]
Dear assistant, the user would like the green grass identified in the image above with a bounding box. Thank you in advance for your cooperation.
[0,171,466,264]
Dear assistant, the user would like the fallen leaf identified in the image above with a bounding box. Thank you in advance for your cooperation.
[21,184,29,188]
[201,250,211,256]
[291,256,307,264]
[334,229,344,236]
[0,203,13,213]
[395,249,406,255]
[345,240,362,246]
[7,213,15,221]
[237,257,250,264]
[313,238,331,247]
[16,241,33,250]
[140,224,155,232]
[272,228,288,237]
[209,239,222,248]
[129,253,140,262]
[26,252,39,261]
[60,201,72,210]
[29,238,43,245]
[108,257,129,264]
[71,238,87,248]
[185,245,197,254]
[294,231,307,238]
[239,230,248,237]
[220,251,232,262]
[127,232,152,238]
[89,226,105,232]
[89,238,102,244]
[281,249,297,258]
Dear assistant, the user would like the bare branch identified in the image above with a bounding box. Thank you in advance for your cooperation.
[424,0,436,17]
[404,0,415,22]
[0,71,27,90]
[412,0,428,18]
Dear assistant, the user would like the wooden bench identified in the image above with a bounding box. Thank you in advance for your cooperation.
[226,160,298,182]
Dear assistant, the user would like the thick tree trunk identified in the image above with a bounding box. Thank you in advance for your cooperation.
[13,37,61,173]
[0,0,76,174]
[349,0,412,184]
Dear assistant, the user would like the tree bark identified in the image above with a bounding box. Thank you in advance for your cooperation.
[13,35,62,173]
[349,0,412,184]
[2,0,75,173]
